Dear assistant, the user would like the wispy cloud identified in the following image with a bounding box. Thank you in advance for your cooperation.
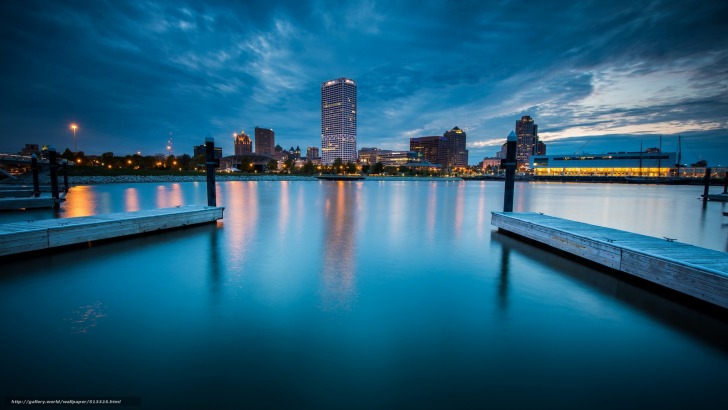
[0,0,726,163]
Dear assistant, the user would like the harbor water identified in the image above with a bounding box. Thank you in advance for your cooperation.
[2,181,727,409]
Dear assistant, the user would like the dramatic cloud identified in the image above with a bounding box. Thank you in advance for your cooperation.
[1,0,727,164]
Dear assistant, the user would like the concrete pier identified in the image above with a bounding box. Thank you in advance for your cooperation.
[491,212,728,309]
[0,205,224,257]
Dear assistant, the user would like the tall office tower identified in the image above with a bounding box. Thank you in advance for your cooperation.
[255,127,275,156]
[321,78,357,164]
[443,126,469,168]
[515,116,538,169]
[234,130,252,155]
[410,136,446,165]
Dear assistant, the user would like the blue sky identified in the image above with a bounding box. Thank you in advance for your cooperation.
[1,0,727,165]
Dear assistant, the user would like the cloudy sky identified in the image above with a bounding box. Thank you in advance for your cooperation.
[1,0,727,165]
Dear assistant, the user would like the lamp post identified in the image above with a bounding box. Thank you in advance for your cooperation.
[70,124,78,152]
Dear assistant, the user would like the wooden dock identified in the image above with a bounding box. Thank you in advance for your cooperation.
[0,205,224,257]
[491,212,728,309]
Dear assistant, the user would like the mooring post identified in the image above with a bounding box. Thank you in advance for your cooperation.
[702,167,711,207]
[205,137,217,207]
[62,161,69,192]
[723,171,727,194]
[31,153,40,197]
[48,146,60,209]
[503,131,517,212]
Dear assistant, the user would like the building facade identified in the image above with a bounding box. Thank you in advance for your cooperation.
[358,147,418,167]
[255,127,275,156]
[443,126,468,168]
[481,157,501,172]
[531,151,677,177]
[306,146,320,161]
[321,78,357,164]
[193,145,222,159]
[515,116,538,169]
[409,126,468,170]
[410,136,445,166]
[234,131,252,156]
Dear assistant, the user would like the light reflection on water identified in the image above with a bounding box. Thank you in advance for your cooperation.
[1,180,727,409]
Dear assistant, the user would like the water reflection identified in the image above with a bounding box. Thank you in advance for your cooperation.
[492,231,728,353]
[124,187,139,212]
[155,183,184,208]
[320,181,359,310]
[63,186,95,217]
[208,221,222,301]
[497,237,511,312]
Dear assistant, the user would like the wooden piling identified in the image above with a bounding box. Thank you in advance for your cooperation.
[48,147,60,209]
[503,131,517,212]
[205,137,217,207]
[702,167,711,207]
[62,161,69,192]
[31,154,40,197]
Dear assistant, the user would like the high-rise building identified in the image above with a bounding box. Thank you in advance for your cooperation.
[410,126,469,170]
[306,146,320,161]
[410,136,445,165]
[321,78,357,164]
[516,116,538,169]
[255,127,275,156]
[234,130,252,156]
[443,126,468,168]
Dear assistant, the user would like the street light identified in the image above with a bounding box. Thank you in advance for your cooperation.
[70,124,78,152]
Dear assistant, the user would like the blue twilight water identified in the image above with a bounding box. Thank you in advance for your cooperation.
[1,181,728,409]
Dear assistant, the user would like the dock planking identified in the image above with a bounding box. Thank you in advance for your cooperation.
[491,212,728,309]
[0,205,224,257]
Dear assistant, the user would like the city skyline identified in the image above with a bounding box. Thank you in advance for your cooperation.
[1,1,727,165]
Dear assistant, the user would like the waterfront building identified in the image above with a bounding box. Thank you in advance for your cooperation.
[21,144,39,156]
[516,116,540,169]
[321,77,357,164]
[288,146,301,160]
[306,147,320,161]
[531,150,677,177]
[410,136,444,166]
[234,131,252,156]
[443,126,468,168]
[255,127,275,156]
[358,147,419,167]
[410,126,469,170]
[193,145,222,159]
[481,157,501,173]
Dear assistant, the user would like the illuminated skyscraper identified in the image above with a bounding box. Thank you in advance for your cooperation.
[516,116,538,169]
[443,126,468,168]
[321,78,357,164]
[234,130,252,155]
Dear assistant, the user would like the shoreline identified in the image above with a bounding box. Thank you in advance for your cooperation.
[1,174,464,185]
[2,173,722,186]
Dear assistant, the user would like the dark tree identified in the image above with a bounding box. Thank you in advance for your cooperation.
[371,162,384,175]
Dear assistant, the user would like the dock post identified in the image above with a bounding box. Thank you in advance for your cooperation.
[31,154,40,197]
[702,167,711,207]
[48,146,60,209]
[62,161,69,192]
[205,137,217,207]
[503,132,517,212]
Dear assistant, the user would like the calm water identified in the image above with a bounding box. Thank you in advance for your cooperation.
[2,181,728,409]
